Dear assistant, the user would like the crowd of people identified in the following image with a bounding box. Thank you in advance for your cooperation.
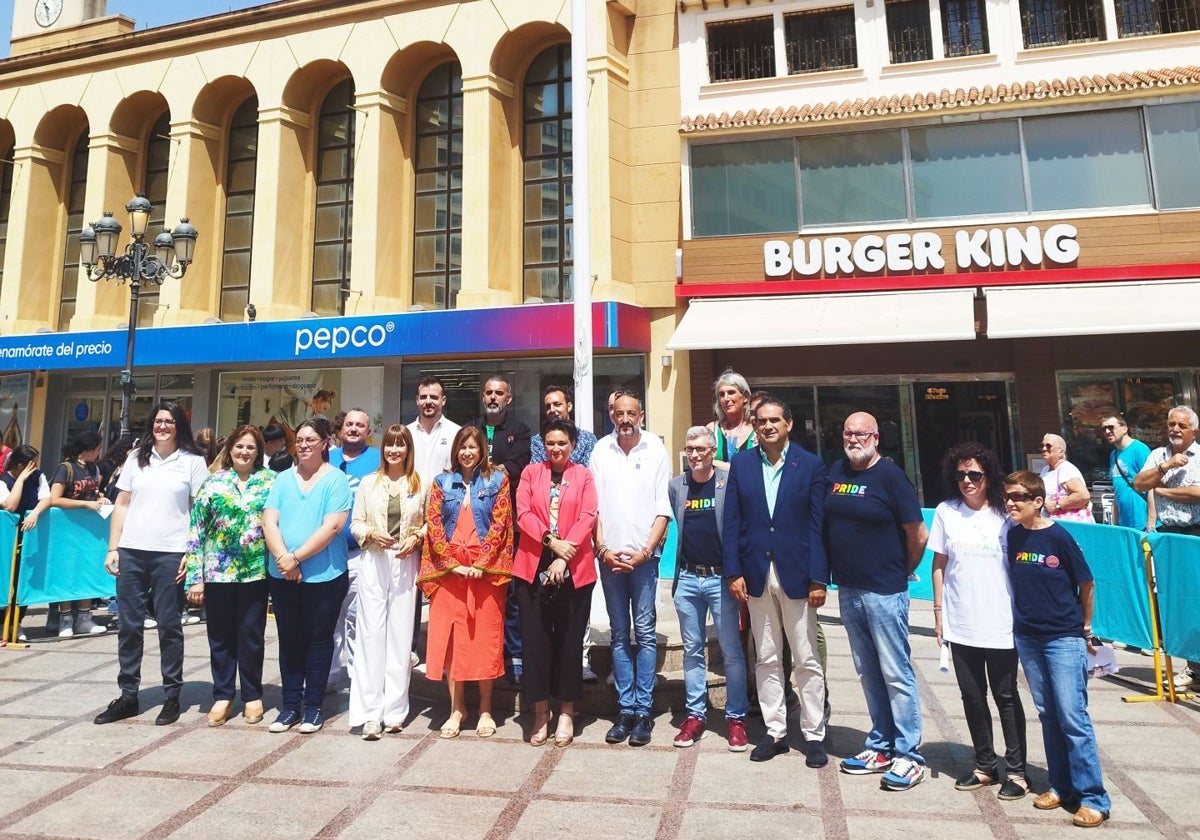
[8,370,1198,831]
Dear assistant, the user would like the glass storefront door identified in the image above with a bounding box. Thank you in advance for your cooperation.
[912,380,1015,502]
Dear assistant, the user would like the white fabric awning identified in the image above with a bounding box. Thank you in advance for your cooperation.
[667,288,978,350]
[984,279,1200,339]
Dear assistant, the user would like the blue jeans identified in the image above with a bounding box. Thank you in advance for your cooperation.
[1015,634,1111,814]
[600,560,659,716]
[839,586,923,762]
[673,571,749,721]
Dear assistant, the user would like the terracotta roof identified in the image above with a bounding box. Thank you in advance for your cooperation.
[680,66,1200,132]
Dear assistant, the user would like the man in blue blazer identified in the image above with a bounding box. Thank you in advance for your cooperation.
[723,396,830,766]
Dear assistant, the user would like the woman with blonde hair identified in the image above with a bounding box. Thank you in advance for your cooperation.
[707,370,756,465]
[348,424,427,740]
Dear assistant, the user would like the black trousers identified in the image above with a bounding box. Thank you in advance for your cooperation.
[515,576,594,705]
[205,580,269,702]
[951,642,1027,778]
[116,549,185,699]
[269,573,349,712]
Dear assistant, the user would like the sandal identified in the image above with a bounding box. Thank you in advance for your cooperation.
[439,711,463,739]
[554,713,575,748]
[530,711,553,747]
[476,712,497,738]
[998,776,1029,801]
[954,769,996,791]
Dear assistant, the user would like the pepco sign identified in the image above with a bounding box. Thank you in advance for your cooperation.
[294,321,394,356]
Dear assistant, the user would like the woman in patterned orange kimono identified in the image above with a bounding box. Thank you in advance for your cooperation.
[419,426,514,739]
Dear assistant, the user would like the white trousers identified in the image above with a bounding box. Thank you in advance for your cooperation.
[329,549,362,686]
[747,563,826,741]
[348,549,419,727]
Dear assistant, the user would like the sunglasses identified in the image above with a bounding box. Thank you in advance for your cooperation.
[1039,444,1054,450]
[1005,492,1037,503]
[955,470,985,483]
[1100,425,1120,433]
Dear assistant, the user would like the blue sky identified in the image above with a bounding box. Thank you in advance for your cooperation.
[1,1,267,58]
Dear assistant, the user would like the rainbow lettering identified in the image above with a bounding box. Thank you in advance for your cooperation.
[685,498,716,511]
[831,483,868,496]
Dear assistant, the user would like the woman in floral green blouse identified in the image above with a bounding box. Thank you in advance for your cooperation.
[184,425,276,726]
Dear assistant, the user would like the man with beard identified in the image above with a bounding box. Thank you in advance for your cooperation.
[467,375,532,683]
[407,375,460,481]
[825,411,928,791]
[327,408,381,688]
[591,390,671,746]
[531,385,596,466]
[1134,405,1200,687]
[1101,413,1150,528]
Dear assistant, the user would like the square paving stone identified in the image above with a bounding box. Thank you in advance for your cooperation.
[0,652,111,681]
[126,726,287,776]
[0,715,69,752]
[0,768,83,819]
[1012,821,1168,839]
[679,808,824,840]
[9,774,217,839]
[847,813,999,839]
[163,781,356,840]
[1,719,172,769]
[688,749,820,807]
[540,745,677,801]
[1097,724,1200,769]
[259,731,417,784]
[339,790,507,840]
[510,799,662,840]
[0,680,129,719]
[1122,767,1200,827]
[398,738,543,792]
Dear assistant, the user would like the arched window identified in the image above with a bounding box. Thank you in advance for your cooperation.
[0,146,13,301]
[412,62,463,310]
[522,45,572,302]
[58,130,89,331]
[312,79,355,316]
[138,111,170,328]
[220,96,258,321]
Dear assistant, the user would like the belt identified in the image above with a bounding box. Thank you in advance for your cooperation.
[681,564,723,577]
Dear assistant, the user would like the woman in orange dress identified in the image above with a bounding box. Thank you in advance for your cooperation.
[419,426,514,739]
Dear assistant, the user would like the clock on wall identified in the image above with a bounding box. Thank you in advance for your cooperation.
[34,0,65,27]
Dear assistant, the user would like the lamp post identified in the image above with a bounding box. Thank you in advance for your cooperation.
[78,194,198,441]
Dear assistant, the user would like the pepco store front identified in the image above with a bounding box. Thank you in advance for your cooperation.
[669,215,1200,505]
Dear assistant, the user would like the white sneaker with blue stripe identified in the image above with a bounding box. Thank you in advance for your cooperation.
[881,757,927,791]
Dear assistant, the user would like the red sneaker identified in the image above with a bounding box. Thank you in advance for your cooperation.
[727,718,749,752]
[673,715,706,747]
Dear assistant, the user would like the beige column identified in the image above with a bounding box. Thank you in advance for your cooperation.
[589,54,636,304]
[156,118,221,326]
[71,132,140,331]
[0,143,67,334]
[346,89,409,315]
[246,105,310,321]
[455,72,518,309]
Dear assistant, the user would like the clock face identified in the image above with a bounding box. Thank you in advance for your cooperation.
[35,0,64,27]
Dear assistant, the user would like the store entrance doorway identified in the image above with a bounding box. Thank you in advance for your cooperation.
[912,380,1015,502]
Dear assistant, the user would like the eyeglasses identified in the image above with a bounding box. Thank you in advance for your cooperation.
[1004,492,1037,503]
[1101,424,1121,433]
[683,446,712,454]
[843,430,877,441]
[1039,443,1054,451]
[294,437,324,448]
[955,470,985,484]
[152,419,176,427]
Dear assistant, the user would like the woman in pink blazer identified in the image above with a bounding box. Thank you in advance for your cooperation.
[514,419,599,748]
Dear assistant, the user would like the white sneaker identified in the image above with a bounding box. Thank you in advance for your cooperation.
[58,625,74,639]
[361,721,382,741]
[143,617,158,629]
[410,651,419,668]
[581,664,598,682]
[1173,668,1198,689]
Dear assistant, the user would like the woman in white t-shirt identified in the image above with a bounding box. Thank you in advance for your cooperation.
[1038,434,1094,522]
[930,442,1028,801]
[94,401,209,728]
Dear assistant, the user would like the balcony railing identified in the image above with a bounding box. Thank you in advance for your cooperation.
[785,7,859,74]
[942,0,991,55]
[1116,0,1200,35]
[1020,0,1107,46]
[706,16,776,82]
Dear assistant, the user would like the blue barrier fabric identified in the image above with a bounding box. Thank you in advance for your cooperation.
[1147,530,1200,663]
[0,511,18,604]
[17,508,114,605]
[1059,520,1155,651]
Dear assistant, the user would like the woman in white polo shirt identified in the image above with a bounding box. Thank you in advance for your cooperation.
[94,401,209,727]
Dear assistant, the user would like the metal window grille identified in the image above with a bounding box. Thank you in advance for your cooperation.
[942,0,990,55]
[886,0,934,63]
[1019,0,1106,46]
[706,17,776,82]
[1116,0,1200,36]
[784,7,858,74]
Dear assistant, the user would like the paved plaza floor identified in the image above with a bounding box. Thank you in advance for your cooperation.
[0,593,1194,840]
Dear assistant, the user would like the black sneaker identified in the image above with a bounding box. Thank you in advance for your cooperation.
[94,695,139,725]
[628,715,653,747]
[750,736,790,762]
[155,697,181,726]
[605,712,636,744]
[804,740,828,768]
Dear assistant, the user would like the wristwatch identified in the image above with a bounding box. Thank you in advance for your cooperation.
[542,531,554,547]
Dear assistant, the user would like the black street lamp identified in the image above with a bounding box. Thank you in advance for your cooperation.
[78,194,199,441]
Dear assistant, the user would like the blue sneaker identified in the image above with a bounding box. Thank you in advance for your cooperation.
[840,748,893,775]
[881,757,927,791]
[268,708,301,733]
[298,707,324,734]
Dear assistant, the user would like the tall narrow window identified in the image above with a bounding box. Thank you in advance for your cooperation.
[706,17,776,82]
[312,79,355,316]
[0,147,13,299]
[138,112,170,329]
[412,63,463,310]
[59,131,89,331]
[523,45,572,303]
[886,0,934,63]
[220,97,258,321]
[942,0,990,55]
[784,7,858,74]
[1019,0,1106,46]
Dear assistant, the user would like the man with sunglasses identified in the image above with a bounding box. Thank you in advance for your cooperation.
[1100,415,1150,529]
[824,411,928,791]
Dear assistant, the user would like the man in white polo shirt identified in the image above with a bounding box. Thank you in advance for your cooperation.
[407,375,460,483]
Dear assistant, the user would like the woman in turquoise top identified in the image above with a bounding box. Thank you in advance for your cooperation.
[184,425,275,727]
[262,417,352,734]
[706,370,757,466]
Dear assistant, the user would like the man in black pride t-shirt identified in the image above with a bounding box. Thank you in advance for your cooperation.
[824,411,929,792]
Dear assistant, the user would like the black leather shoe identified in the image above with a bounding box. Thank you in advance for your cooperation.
[750,736,790,762]
[628,715,654,747]
[605,713,636,744]
[805,740,828,768]
[94,695,139,725]
[155,697,181,726]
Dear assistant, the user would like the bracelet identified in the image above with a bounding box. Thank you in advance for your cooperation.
[932,606,943,612]
[107,548,118,553]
